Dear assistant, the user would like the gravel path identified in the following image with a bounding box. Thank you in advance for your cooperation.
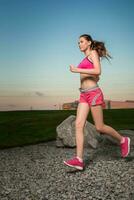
[0,137,134,200]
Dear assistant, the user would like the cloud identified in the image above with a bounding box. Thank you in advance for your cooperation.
[8,104,16,107]
[35,91,45,97]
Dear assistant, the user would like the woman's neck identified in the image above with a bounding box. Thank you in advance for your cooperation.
[84,48,92,57]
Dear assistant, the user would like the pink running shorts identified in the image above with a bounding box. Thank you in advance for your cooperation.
[78,86,106,108]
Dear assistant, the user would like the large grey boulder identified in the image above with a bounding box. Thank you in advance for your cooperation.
[56,115,101,149]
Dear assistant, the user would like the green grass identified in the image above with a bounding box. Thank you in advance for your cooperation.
[0,109,134,149]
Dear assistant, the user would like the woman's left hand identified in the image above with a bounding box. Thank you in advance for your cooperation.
[70,64,78,73]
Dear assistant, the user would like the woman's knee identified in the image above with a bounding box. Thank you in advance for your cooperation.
[95,124,104,132]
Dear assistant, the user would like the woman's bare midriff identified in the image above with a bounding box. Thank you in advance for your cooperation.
[80,74,99,89]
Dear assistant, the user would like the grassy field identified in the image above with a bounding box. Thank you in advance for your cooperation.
[0,109,134,149]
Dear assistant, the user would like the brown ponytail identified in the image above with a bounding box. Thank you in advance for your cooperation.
[80,34,112,60]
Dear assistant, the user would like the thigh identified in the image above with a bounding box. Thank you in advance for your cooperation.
[91,105,104,127]
[76,103,90,127]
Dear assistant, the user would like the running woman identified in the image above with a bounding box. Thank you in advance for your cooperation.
[63,34,130,170]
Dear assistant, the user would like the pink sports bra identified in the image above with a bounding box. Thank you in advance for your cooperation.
[77,57,94,69]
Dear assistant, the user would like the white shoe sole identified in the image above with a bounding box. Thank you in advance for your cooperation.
[63,161,83,170]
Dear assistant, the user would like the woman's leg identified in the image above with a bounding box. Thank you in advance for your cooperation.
[90,105,130,157]
[91,105,122,142]
[75,103,90,159]
[63,102,90,170]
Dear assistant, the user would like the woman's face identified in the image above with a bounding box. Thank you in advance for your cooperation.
[78,37,91,52]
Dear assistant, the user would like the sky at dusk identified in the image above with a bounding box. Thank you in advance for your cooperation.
[0,0,134,110]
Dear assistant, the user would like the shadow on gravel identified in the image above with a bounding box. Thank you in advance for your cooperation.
[124,156,134,162]
[129,193,134,200]
[66,169,85,173]
[64,165,87,173]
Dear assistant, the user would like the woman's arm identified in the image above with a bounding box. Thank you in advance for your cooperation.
[70,50,101,75]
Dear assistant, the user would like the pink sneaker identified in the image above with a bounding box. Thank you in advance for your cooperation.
[120,137,130,158]
[63,157,84,170]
